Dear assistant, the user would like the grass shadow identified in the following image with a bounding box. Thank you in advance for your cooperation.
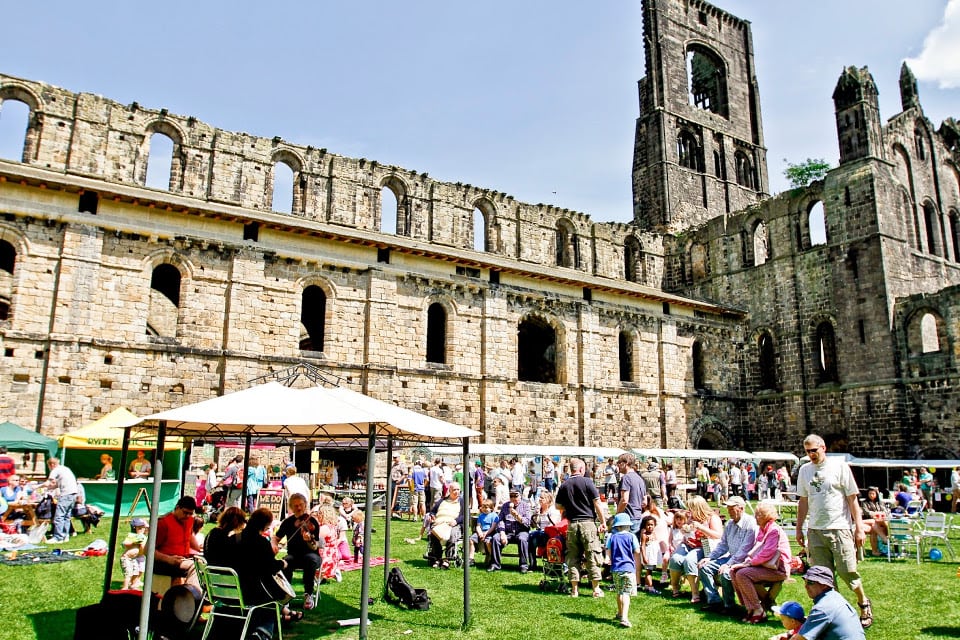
[920,628,960,638]
[28,608,79,640]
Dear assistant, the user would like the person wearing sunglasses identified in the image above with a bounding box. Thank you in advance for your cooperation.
[795,435,872,630]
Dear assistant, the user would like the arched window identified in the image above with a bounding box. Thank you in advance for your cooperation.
[299,285,326,353]
[691,242,708,281]
[915,126,926,161]
[735,151,755,189]
[556,219,578,268]
[950,211,960,262]
[518,316,557,383]
[144,132,175,190]
[271,161,295,213]
[753,221,769,266]
[0,239,16,321]
[624,236,641,282]
[0,99,30,162]
[692,340,705,390]
[426,303,447,364]
[758,332,776,391]
[147,264,181,337]
[618,331,633,383]
[473,207,487,252]
[677,130,703,172]
[921,312,940,353]
[923,202,940,256]
[686,45,729,118]
[815,322,839,384]
[809,201,826,246]
[380,186,398,235]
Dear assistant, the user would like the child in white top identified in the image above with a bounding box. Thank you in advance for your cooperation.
[638,515,666,594]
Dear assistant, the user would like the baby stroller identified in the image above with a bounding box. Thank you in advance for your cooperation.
[205,485,228,522]
[537,520,569,593]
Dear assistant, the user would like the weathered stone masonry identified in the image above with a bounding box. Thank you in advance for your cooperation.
[1,0,959,459]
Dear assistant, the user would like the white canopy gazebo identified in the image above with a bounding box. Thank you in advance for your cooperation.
[119,376,480,640]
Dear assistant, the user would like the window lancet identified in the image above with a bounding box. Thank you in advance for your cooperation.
[618,331,633,382]
[300,285,327,353]
[687,45,729,118]
[147,264,181,338]
[144,132,175,191]
[518,317,557,383]
[0,99,31,162]
[426,303,447,364]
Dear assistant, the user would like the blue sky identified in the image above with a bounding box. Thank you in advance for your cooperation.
[1,1,958,223]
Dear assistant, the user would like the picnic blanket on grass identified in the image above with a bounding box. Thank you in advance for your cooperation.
[1,550,92,566]
[339,556,398,573]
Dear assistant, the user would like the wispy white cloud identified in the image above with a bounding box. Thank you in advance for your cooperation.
[905,0,960,88]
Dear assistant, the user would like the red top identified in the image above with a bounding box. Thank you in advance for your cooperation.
[156,512,192,556]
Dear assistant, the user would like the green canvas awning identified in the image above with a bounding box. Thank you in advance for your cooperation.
[0,421,59,457]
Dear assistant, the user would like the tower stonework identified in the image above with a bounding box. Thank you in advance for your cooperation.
[833,66,884,165]
[633,0,768,233]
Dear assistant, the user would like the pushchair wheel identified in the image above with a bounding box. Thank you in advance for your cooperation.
[539,581,546,591]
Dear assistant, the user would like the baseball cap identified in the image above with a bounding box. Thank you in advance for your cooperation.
[509,489,521,496]
[772,601,805,621]
[130,517,148,528]
[723,496,746,508]
[611,513,632,529]
[803,565,835,588]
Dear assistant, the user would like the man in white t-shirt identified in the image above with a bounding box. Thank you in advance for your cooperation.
[795,434,872,630]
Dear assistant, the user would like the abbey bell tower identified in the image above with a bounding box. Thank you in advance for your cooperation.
[633,0,768,232]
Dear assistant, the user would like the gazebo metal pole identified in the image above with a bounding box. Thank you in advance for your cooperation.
[102,424,132,597]
[242,433,253,510]
[462,436,471,630]
[359,424,377,640]
[383,436,394,591]
[137,421,167,640]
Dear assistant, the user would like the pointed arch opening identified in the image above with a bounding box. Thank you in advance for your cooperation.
[299,285,327,353]
[518,316,557,383]
[556,219,578,268]
[735,150,755,189]
[686,44,729,118]
[144,132,175,190]
[752,220,769,266]
[692,339,706,390]
[426,302,447,364]
[624,236,641,283]
[815,321,839,385]
[808,201,826,246]
[923,201,941,256]
[0,99,31,162]
[949,210,960,262]
[618,331,633,383]
[0,239,16,321]
[758,331,777,391]
[147,263,181,337]
[920,312,940,354]
[677,130,704,172]
[271,161,295,213]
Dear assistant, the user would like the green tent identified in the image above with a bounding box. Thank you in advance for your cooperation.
[0,421,59,457]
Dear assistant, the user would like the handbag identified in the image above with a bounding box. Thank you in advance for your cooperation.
[261,571,296,604]
[431,522,453,543]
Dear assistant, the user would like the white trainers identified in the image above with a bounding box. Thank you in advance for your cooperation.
[304,594,315,610]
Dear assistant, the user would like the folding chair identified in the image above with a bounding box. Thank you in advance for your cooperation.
[886,518,920,564]
[918,512,955,561]
[198,562,283,640]
[905,500,925,521]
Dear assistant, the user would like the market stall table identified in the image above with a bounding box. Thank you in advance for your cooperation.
[1,501,39,528]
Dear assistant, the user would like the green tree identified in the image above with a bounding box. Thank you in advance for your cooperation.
[783,158,831,188]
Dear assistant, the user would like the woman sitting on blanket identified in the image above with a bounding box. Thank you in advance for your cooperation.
[425,482,465,569]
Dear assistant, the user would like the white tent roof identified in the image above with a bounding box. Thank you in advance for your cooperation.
[750,451,800,463]
[633,447,756,460]
[430,443,627,459]
[140,381,480,443]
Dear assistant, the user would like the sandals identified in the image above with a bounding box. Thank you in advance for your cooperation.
[742,612,766,624]
[282,608,304,623]
[859,600,874,629]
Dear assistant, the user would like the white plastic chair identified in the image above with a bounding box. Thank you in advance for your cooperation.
[886,518,920,564]
[918,512,955,561]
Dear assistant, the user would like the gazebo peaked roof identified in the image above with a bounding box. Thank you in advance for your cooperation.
[139,381,480,444]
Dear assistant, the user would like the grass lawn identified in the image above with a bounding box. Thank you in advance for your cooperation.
[3,512,960,640]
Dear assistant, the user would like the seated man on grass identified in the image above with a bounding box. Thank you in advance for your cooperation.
[488,489,532,573]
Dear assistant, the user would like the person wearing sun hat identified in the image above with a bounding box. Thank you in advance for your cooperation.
[793,566,865,640]
[605,512,640,628]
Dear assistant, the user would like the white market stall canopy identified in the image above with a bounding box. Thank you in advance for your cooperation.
[429,444,628,460]
[633,447,756,461]
[749,451,800,463]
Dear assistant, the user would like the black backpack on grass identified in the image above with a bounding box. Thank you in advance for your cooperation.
[385,567,431,610]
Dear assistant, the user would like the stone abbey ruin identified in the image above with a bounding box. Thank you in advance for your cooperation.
[0,0,958,458]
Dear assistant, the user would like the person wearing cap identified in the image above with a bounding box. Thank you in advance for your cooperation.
[606,512,641,628]
[489,488,532,573]
[154,495,202,587]
[796,434,873,629]
[794,566,866,640]
[641,461,665,507]
[698,494,759,615]
[121,517,149,590]
[769,600,806,640]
